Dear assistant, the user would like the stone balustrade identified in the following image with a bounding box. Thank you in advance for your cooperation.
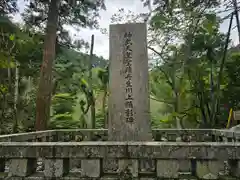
[212,129,240,142]
[56,129,214,142]
[0,130,57,142]
[1,129,240,179]
[0,141,240,179]
[0,129,217,142]
[45,129,240,142]
[50,128,240,142]
[2,129,240,143]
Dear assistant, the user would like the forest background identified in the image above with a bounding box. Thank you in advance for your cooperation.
[1,0,240,134]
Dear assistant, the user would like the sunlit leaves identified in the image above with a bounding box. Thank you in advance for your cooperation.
[0,84,8,93]
[97,67,108,87]
[150,13,168,29]
[9,34,15,41]
[0,58,15,68]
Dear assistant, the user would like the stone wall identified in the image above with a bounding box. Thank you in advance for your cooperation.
[1,129,240,179]
[0,141,240,179]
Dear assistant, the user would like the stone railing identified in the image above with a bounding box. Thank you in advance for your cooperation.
[0,141,240,179]
[0,130,57,142]
[212,129,240,142]
[0,129,216,142]
[53,128,240,142]
[2,129,240,143]
[50,128,240,142]
[56,129,215,142]
[1,129,240,179]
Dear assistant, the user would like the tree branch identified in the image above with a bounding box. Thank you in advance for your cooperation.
[149,95,174,105]
[211,12,234,125]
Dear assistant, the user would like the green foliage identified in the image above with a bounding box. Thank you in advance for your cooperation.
[223,53,240,109]
[2,0,240,132]
[0,13,108,133]
[144,0,237,128]
[49,48,107,129]
[22,0,105,48]
[50,93,79,129]
[0,15,40,133]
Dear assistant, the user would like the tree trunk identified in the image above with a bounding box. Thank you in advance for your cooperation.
[211,13,233,126]
[89,35,95,129]
[13,61,19,133]
[35,0,60,131]
[175,92,182,129]
[7,66,11,91]
[171,56,182,129]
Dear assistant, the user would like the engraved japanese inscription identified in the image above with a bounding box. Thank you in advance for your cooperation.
[108,23,152,141]
[123,32,134,122]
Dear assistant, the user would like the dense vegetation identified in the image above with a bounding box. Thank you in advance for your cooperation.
[1,0,240,134]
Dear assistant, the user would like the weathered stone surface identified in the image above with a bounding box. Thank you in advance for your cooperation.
[54,142,128,158]
[72,160,82,170]
[196,160,223,179]
[81,159,100,177]
[168,134,178,141]
[118,159,138,177]
[36,158,44,171]
[103,159,138,176]
[139,159,155,173]
[178,160,191,172]
[127,142,192,159]
[0,130,56,142]
[108,23,152,141]
[157,160,179,178]
[44,158,69,177]
[0,141,239,160]
[103,159,119,173]
[0,128,236,143]
[9,158,36,177]
[69,159,81,171]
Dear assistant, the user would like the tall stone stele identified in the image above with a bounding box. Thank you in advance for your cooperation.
[108,23,152,141]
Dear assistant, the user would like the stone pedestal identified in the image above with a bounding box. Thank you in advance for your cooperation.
[81,159,100,177]
[9,158,36,177]
[157,160,179,178]
[196,160,223,179]
[44,158,69,177]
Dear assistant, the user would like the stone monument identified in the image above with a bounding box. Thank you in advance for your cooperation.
[108,23,152,141]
